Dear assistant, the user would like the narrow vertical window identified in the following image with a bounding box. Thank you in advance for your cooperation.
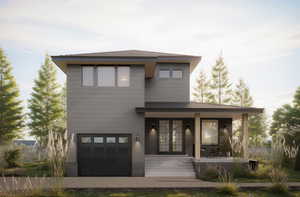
[82,66,94,86]
[98,67,115,87]
[117,67,130,87]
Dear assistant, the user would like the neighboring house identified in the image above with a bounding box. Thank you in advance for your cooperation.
[13,140,37,147]
[52,50,263,177]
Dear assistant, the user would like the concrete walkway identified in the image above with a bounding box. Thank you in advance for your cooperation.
[1,177,300,191]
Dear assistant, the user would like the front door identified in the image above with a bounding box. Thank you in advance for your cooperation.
[159,120,184,154]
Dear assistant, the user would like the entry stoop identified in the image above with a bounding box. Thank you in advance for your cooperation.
[145,155,196,177]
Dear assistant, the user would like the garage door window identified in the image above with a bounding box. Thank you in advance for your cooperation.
[119,137,128,143]
[81,137,92,143]
[94,137,104,143]
[106,137,116,143]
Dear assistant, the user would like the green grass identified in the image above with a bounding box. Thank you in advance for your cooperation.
[16,190,300,197]
[0,161,50,177]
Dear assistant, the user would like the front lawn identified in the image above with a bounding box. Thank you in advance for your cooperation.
[4,190,300,197]
[0,161,50,177]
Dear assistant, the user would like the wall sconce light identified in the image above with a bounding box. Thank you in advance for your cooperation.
[185,125,191,135]
[151,124,155,129]
[135,135,140,142]
[150,124,156,134]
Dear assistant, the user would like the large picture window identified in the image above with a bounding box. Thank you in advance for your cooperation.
[117,67,130,87]
[98,67,115,87]
[82,66,94,86]
[202,120,218,145]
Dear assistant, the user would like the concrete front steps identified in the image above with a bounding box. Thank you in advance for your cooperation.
[145,155,196,177]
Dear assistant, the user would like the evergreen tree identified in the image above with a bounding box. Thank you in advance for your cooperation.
[28,55,64,146]
[232,79,267,146]
[0,48,24,143]
[232,79,253,107]
[210,55,232,104]
[192,71,211,103]
[271,87,300,170]
[249,112,268,146]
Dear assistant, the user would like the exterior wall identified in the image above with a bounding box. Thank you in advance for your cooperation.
[145,63,190,102]
[66,64,145,176]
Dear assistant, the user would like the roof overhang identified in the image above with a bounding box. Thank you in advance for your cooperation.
[136,102,264,115]
[51,55,201,78]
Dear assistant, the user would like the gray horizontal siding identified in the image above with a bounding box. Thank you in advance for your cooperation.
[145,63,190,102]
[66,64,145,176]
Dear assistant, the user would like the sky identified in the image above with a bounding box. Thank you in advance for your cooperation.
[0,0,299,137]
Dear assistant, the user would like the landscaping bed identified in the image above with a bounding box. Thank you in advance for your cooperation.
[2,190,300,197]
[0,161,50,177]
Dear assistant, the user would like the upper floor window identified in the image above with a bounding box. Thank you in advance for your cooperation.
[159,69,171,78]
[172,70,183,79]
[117,67,130,87]
[98,67,115,87]
[201,120,218,145]
[82,66,94,86]
[82,66,130,87]
[159,68,183,79]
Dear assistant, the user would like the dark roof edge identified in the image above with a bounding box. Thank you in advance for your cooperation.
[135,107,264,113]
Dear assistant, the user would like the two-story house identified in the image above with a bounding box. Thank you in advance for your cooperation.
[52,50,263,177]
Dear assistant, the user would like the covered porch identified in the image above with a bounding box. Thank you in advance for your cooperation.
[136,102,263,177]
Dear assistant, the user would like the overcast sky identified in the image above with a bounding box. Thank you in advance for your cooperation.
[1,0,299,128]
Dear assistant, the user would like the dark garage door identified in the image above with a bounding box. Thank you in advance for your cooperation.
[78,134,131,176]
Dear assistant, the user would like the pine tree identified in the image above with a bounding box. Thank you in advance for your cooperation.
[0,48,24,144]
[210,55,232,104]
[28,55,64,146]
[232,79,267,146]
[232,79,253,107]
[192,71,211,103]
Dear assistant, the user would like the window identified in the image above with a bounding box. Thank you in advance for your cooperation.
[202,120,218,145]
[82,67,94,86]
[117,67,130,87]
[119,137,128,144]
[94,137,104,143]
[98,67,115,87]
[106,137,116,143]
[172,70,183,79]
[159,69,170,78]
[81,137,92,144]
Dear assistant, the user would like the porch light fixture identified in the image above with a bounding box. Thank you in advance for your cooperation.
[150,124,156,135]
[185,125,191,135]
[135,135,140,142]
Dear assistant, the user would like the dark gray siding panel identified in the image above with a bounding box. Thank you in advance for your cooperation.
[145,63,190,102]
[66,65,145,176]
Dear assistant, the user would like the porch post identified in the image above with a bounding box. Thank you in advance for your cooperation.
[242,113,249,159]
[195,113,201,160]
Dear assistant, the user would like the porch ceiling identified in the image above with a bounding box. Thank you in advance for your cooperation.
[136,102,264,116]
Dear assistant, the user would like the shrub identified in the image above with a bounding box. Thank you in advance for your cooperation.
[109,193,130,197]
[217,183,239,196]
[268,167,291,196]
[0,176,48,197]
[200,166,219,180]
[254,164,272,178]
[268,183,290,195]
[269,167,288,184]
[4,148,21,168]
[232,164,254,179]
